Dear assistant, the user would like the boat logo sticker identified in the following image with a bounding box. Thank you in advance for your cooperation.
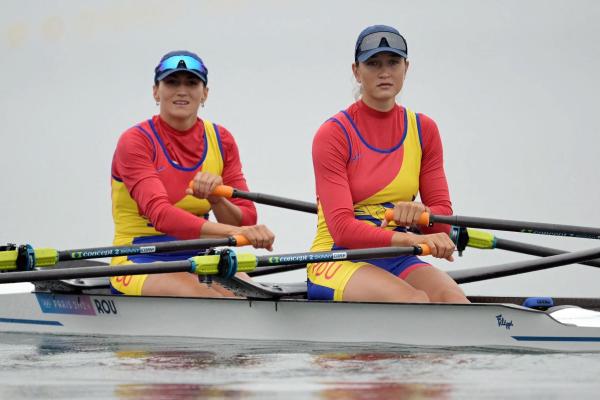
[36,293,118,316]
[496,314,514,330]
[70,245,156,258]
[269,251,349,264]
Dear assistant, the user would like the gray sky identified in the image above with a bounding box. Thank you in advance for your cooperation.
[1,0,600,296]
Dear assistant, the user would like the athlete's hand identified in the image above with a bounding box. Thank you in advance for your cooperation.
[185,172,223,204]
[409,232,455,262]
[381,201,429,229]
[234,225,275,251]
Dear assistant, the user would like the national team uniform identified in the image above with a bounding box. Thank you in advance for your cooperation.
[110,115,256,295]
[309,100,452,301]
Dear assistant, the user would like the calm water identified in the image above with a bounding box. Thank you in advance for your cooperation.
[0,334,599,399]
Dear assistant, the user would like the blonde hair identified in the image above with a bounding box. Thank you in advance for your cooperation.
[353,81,362,100]
[352,62,362,100]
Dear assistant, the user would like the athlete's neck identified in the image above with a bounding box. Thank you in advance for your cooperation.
[160,114,197,132]
[360,96,395,112]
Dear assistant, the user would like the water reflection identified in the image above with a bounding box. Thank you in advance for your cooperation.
[313,351,462,375]
[115,350,260,370]
[318,382,451,400]
[0,334,479,399]
[313,353,453,399]
[0,333,599,399]
[115,384,244,400]
[114,382,451,400]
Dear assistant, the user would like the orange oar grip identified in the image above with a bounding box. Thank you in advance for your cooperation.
[233,235,250,247]
[211,185,234,198]
[417,244,431,256]
[384,209,394,221]
[417,212,430,226]
[187,183,234,198]
[384,209,430,226]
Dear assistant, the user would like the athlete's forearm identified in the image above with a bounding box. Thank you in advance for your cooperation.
[391,231,418,247]
[209,198,243,226]
[149,201,206,239]
[199,220,241,238]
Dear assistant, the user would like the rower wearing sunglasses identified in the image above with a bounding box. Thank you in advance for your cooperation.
[110,50,274,297]
[309,26,468,303]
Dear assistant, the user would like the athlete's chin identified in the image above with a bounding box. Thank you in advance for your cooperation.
[376,86,399,95]
[166,108,197,119]
[371,92,398,103]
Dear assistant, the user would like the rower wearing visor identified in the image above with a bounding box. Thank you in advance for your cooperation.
[110,50,274,297]
[309,25,468,303]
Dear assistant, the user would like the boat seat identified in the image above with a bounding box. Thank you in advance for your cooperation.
[34,278,111,294]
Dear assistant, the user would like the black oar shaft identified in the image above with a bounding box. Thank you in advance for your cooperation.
[56,237,238,262]
[232,189,317,214]
[433,215,600,240]
[0,246,427,284]
[450,246,600,283]
[255,246,424,267]
[0,260,192,284]
[495,238,600,269]
[20,259,307,279]
[249,264,306,277]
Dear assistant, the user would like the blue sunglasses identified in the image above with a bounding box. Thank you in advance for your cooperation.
[155,55,208,83]
[158,55,206,73]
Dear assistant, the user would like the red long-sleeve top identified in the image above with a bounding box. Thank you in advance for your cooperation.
[312,100,452,249]
[112,116,256,239]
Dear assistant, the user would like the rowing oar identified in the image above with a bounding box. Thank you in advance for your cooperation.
[46,259,309,278]
[0,236,250,272]
[457,228,600,268]
[449,245,600,283]
[0,245,431,284]
[192,184,318,214]
[384,210,600,240]
[210,186,600,243]
[205,186,600,241]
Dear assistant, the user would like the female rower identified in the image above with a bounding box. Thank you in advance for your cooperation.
[110,50,274,297]
[309,25,468,303]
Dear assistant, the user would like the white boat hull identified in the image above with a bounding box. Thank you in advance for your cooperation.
[2,292,600,352]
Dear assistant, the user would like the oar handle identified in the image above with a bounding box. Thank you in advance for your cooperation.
[384,209,430,226]
[417,244,431,256]
[233,235,250,247]
[212,185,234,198]
[187,182,235,199]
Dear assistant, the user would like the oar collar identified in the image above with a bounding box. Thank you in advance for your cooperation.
[16,244,36,271]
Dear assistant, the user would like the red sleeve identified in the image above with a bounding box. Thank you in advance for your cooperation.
[217,126,257,226]
[113,130,206,239]
[417,114,453,234]
[312,121,395,249]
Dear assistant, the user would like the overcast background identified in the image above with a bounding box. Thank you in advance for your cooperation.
[1,0,599,297]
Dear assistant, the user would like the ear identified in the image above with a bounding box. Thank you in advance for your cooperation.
[404,59,410,74]
[202,84,209,102]
[352,62,361,83]
[152,84,159,102]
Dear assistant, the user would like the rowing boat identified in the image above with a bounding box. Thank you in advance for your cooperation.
[1,277,600,352]
[4,191,600,352]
